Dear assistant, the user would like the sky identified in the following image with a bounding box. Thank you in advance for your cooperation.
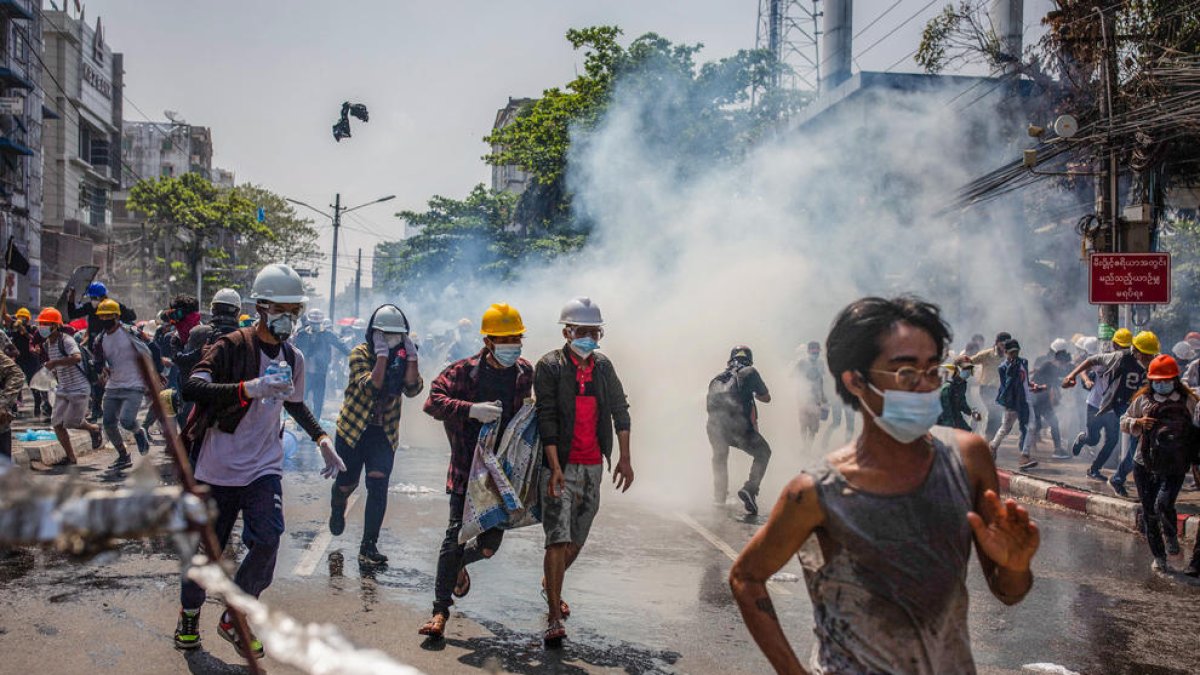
[83,0,1051,300]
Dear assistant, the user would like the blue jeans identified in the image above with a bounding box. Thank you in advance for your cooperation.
[180,474,284,609]
[1110,433,1138,487]
[1085,406,1121,473]
[102,387,146,456]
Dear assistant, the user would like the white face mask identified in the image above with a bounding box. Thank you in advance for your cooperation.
[384,333,404,348]
[264,312,296,341]
[37,326,52,338]
[861,382,943,444]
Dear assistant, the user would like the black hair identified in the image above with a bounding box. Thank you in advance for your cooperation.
[806,340,821,350]
[171,295,200,314]
[827,296,951,411]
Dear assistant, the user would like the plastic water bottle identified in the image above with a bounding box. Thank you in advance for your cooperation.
[263,361,292,403]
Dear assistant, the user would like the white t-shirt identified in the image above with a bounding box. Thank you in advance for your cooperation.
[98,328,144,390]
[193,348,307,487]
[46,332,90,396]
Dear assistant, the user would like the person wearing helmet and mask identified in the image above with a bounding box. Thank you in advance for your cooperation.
[92,299,158,470]
[793,341,828,450]
[1064,329,1159,496]
[329,304,421,565]
[938,358,980,431]
[534,296,633,646]
[1119,354,1200,572]
[66,281,136,350]
[292,308,351,417]
[5,306,49,419]
[707,345,772,514]
[419,303,534,640]
[730,296,1038,675]
[173,263,345,658]
[1031,339,1074,459]
[36,307,104,464]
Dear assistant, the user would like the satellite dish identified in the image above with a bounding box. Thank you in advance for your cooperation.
[1053,114,1078,138]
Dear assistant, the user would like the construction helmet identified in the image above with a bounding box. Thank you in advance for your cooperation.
[305,308,326,324]
[730,345,753,365]
[1132,330,1160,356]
[238,314,253,327]
[159,388,179,416]
[351,318,367,331]
[558,297,604,327]
[480,303,525,336]
[85,281,107,298]
[14,307,30,320]
[36,307,63,325]
[96,299,121,318]
[1172,341,1195,362]
[249,264,308,304]
[1147,354,1179,380]
[1080,336,1100,355]
[1112,328,1133,348]
[211,288,242,311]
[1050,338,1070,354]
[370,305,410,333]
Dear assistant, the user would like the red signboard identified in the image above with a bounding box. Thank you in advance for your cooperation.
[1088,253,1172,305]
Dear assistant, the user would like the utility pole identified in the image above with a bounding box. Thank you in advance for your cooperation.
[1095,6,1121,331]
[329,193,341,321]
[353,248,362,318]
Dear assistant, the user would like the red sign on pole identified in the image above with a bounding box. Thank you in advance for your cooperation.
[1088,253,1172,305]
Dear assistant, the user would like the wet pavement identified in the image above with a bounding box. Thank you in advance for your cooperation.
[3,424,1200,674]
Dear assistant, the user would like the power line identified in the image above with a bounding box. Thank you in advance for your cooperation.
[855,0,941,61]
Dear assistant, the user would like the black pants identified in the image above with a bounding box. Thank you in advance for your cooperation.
[1132,464,1186,560]
[333,426,395,544]
[306,369,329,419]
[31,389,49,416]
[433,490,504,616]
[0,427,11,459]
[708,420,772,499]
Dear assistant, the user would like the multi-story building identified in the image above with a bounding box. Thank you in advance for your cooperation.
[490,97,533,196]
[40,10,122,293]
[0,0,45,307]
[120,118,213,184]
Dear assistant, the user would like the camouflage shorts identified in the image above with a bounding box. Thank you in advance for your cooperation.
[540,462,603,548]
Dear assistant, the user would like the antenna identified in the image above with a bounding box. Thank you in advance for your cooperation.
[753,0,822,107]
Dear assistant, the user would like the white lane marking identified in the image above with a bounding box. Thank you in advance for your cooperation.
[293,493,360,577]
[675,511,791,596]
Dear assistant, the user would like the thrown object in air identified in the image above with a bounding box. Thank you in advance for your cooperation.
[332,101,370,142]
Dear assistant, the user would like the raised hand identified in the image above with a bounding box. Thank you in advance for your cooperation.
[967,489,1039,572]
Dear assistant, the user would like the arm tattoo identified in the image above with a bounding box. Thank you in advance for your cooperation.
[755,597,779,621]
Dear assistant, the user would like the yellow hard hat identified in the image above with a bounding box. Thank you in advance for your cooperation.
[1132,330,1160,356]
[14,307,30,320]
[96,298,121,318]
[480,303,525,337]
[1112,328,1133,348]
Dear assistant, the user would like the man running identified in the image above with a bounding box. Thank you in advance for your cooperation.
[92,299,156,470]
[172,264,344,659]
[989,339,1043,471]
[293,308,351,416]
[37,308,103,464]
[419,303,533,640]
[706,345,772,514]
[730,296,1038,673]
[535,297,633,646]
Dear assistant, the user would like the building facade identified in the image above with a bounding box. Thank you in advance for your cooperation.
[41,10,122,295]
[121,118,213,184]
[490,97,533,195]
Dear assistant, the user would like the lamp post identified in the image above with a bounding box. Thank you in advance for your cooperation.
[285,193,394,321]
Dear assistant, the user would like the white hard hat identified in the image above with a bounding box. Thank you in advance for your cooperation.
[558,296,604,327]
[370,305,410,334]
[1081,336,1100,355]
[211,287,242,310]
[1050,338,1070,353]
[306,308,326,323]
[250,264,308,304]
[351,318,367,330]
[1173,341,1195,361]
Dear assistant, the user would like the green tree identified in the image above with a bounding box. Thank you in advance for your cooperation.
[234,184,324,272]
[1148,218,1200,340]
[127,173,268,299]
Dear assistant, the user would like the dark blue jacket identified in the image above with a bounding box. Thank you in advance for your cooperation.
[996,357,1030,413]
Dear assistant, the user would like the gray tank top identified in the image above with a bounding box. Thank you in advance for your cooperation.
[800,433,976,675]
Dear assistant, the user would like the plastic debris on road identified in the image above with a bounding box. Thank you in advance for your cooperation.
[389,483,439,495]
[769,572,801,583]
[1023,664,1082,675]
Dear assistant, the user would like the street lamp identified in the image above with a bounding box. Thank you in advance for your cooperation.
[284,193,395,321]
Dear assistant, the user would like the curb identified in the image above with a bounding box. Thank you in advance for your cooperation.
[10,429,108,467]
[997,469,1200,543]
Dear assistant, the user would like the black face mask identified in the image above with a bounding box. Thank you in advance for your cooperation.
[98,318,117,331]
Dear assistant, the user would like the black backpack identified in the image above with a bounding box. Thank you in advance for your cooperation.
[1143,396,1198,475]
[707,366,744,418]
[57,334,99,385]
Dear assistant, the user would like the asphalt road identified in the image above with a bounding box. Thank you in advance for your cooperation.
[3,427,1200,675]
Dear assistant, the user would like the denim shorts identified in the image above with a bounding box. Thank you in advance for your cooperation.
[541,462,603,548]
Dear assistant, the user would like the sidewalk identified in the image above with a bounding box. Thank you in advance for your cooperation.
[993,433,1200,543]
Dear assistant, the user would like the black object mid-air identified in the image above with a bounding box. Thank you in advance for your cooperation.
[333,102,370,142]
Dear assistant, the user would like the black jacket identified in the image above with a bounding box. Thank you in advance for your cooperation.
[534,346,631,469]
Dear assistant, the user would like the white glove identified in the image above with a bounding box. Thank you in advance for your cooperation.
[468,400,502,423]
[243,374,292,399]
[402,334,418,362]
[317,436,346,479]
[373,333,392,358]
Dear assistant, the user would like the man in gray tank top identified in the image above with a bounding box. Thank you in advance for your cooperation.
[730,296,1040,674]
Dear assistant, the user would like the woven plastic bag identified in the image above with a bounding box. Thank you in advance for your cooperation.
[459,401,543,545]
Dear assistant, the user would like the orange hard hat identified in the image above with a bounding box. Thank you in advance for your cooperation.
[1147,354,1180,381]
[36,307,63,325]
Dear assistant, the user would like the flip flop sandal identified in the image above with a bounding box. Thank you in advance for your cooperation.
[543,619,566,647]
[418,614,446,640]
[452,568,471,598]
[540,586,571,618]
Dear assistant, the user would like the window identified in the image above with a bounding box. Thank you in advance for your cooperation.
[161,164,174,177]
[78,123,93,163]
[161,139,173,152]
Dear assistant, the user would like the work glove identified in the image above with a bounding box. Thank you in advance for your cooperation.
[317,435,346,479]
[468,400,502,423]
[373,332,393,358]
[402,334,418,362]
[242,373,292,400]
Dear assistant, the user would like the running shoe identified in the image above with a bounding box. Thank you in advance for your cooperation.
[359,540,388,565]
[1085,469,1106,481]
[89,428,103,450]
[108,455,132,471]
[218,612,264,659]
[737,488,758,515]
[1108,478,1130,498]
[1018,457,1039,471]
[1070,432,1086,456]
[173,609,201,650]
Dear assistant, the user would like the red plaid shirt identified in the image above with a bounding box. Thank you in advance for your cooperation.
[423,349,534,494]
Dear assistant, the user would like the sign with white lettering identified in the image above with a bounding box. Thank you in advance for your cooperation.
[81,61,112,100]
[0,97,23,115]
[1088,253,1172,305]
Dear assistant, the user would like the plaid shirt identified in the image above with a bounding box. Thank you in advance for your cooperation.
[424,349,533,494]
[336,343,423,450]
[0,352,23,430]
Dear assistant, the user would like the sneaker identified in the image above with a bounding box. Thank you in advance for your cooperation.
[1086,469,1106,481]
[1050,449,1071,460]
[1151,557,1170,573]
[1166,532,1182,556]
[174,609,202,650]
[359,540,388,565]
[737,488,758,515]
[1108,478,1130,498]
[89,428,103,450]
[1071,432,1086,456]
[1018,457,1039,471]
[218,612,264,659]
[330,486,347,536]
[1185,562,1200,577]
[108,455,132,471]
[134,429,149,456]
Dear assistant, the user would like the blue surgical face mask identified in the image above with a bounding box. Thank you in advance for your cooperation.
[570,337,599,358]
[1152,381,1175,396]
[861,381,943,444]
[492,344,521,368]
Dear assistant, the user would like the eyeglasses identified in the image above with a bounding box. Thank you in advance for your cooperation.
[870,366,944,390]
